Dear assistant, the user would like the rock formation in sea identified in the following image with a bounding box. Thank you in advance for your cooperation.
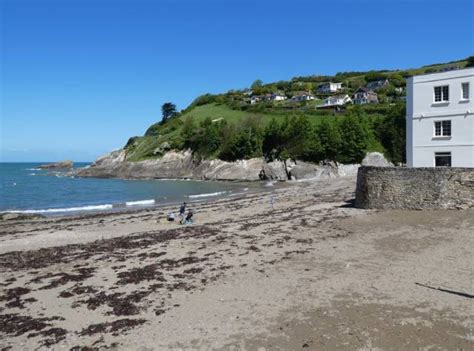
[39,160,74,170]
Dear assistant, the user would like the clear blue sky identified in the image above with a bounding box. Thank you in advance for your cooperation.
[1,0,473,162]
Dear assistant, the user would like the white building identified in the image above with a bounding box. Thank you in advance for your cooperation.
[319,94,352,108]
[406,67,474,167]
[318,82,342,93]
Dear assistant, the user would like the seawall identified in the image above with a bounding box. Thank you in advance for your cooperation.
[355,166,474,209]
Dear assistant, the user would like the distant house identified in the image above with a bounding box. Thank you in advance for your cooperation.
[264,92,287,102]
[242,89,253,96]
[366,78,389,90]
[395,87,404,94]
[249,96,262,105]
[318,94,352,108]
[353,87,378,104]
[291,92,315,102]
[317,82,343,93]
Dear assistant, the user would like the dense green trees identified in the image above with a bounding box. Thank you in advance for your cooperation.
[163,103,405,164]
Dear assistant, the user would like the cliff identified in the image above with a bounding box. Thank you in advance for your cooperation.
[74,149,359,182]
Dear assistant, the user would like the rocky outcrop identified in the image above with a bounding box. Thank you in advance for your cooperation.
[75,149,359,182]
[39,160,74,170]
[361,152,393,167]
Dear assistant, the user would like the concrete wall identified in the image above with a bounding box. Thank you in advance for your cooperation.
[355,166,474,209]
[406,68,474,167]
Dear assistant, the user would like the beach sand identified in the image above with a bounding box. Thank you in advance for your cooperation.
[0,176,473,350]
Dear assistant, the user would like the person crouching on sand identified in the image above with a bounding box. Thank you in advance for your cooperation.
[180,209,193,225]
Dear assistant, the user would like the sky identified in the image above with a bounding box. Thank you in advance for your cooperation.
[1,0,473,162]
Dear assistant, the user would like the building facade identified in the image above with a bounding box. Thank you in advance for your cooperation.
[406,67,474,167]
[353,87,378,104]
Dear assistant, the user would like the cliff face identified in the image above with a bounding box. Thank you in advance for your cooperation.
[74,149,359,182]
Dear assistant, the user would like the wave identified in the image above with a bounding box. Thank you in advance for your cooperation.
[188,191,228,199]
[125,199,155,207]
[2,204,114,214]
[29,173,36,176]
[25,168,40,171]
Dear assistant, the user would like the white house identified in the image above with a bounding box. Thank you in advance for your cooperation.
[319,94,352,108]
[317,82,342,93]
[406,67,474,167]
[264,93,287,101]
[291,92,315,102]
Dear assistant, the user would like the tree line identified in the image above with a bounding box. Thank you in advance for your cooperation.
[178,103,406,165]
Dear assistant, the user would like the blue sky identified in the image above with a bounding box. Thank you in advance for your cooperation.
[1,0,473,162]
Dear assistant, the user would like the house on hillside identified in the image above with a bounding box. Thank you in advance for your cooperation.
[249,96,262,105]
[291,92,315,102]
[318,94,352,108]
[264,93,287,102]
[353,87,378,104]
[406,67,474,167]
[366,78,389,90]
[317,82,343,93]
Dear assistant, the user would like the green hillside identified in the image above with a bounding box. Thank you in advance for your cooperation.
[123,56,472,164]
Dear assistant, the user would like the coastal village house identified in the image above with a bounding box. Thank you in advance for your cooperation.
[318,94,352,108]
[291,92,315,102]
[406,67,474,167]
[317,82,342,93]
[265,93,287,101]
[353,87,378,104]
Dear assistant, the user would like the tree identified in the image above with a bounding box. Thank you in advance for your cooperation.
[315,118,341,161]
[161,102,177,123]
[378,103,406,164]
[338,115,370,164]
[466,56,474,68]
[251,79,263,90]
[262,118,284,161]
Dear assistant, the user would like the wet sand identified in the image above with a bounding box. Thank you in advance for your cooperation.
[0,176,473,350]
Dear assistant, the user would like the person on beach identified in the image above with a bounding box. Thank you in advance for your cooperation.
[180,209,193,225]
[179,202,186,217]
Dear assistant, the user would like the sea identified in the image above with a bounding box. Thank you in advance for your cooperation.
[0,163,266,216]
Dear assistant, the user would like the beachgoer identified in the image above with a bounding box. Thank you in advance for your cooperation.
[179,202,186,216]
[185,209,193,224]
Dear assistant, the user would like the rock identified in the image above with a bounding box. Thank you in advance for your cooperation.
[74,149,361,182]
[39,160,74,170]
[361,152,393,167]
[153,142,172,155]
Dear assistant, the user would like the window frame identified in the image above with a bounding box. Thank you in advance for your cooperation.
[433,120,451,137]
[433,85,449,103]
[461,82,470,100]
[434,152,452,167]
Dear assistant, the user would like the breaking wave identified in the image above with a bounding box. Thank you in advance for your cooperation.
[125,199,155,207]
[2,204,114,214]
[188,191,228,199]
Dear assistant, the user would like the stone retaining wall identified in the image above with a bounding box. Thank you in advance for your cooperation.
[355,166,474,209]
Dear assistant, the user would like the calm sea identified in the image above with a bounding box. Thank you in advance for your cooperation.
[0,163,262,216]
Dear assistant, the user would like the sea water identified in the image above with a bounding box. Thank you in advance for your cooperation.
[0,163,259,216]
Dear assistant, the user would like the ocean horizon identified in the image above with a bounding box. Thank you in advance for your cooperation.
[0,162,260,216]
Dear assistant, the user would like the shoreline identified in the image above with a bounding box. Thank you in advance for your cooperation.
[1,175,472,350]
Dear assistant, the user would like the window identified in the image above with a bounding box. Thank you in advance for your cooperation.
[434,120,451,137]
[461,82,470,100]
[434,85,449,102]
[435,152,451,167]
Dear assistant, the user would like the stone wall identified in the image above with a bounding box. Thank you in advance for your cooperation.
[355,166,474,209]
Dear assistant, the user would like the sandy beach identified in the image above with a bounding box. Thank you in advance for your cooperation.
[0,176,473,350]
